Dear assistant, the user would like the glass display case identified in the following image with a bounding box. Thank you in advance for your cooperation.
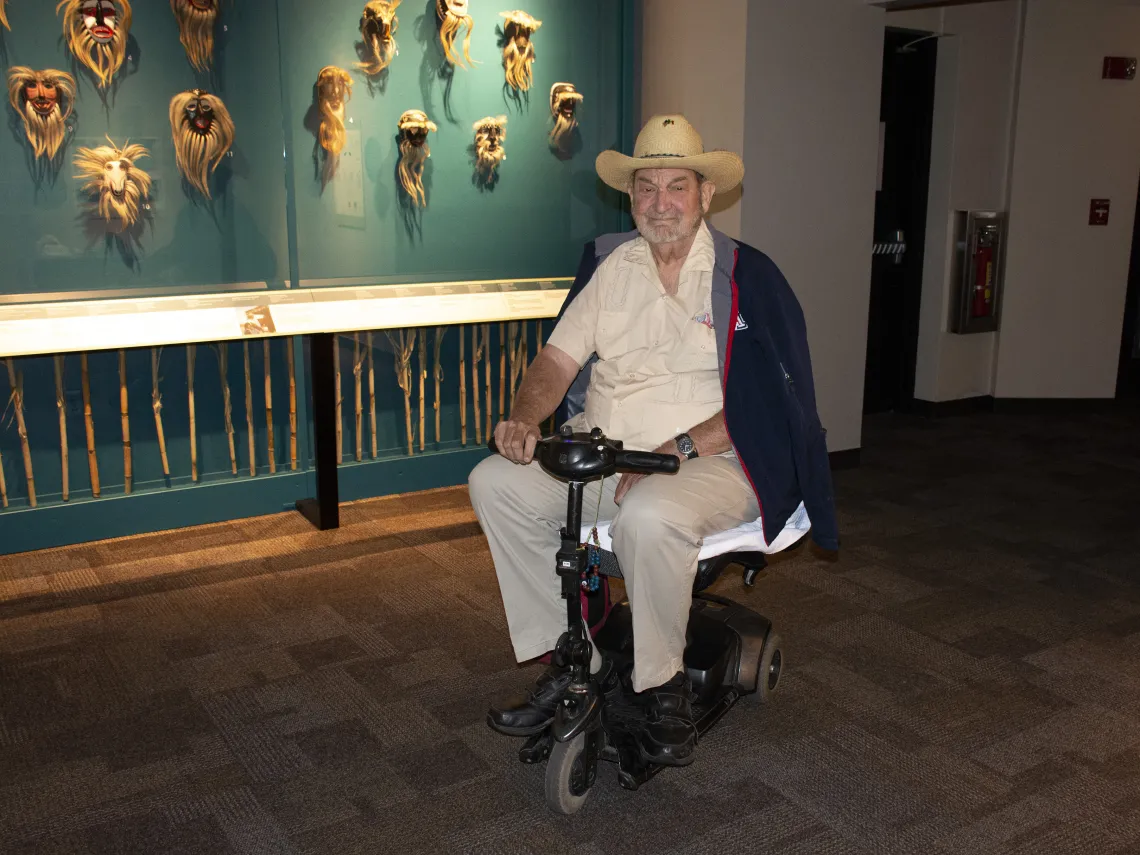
[0,0,634,552]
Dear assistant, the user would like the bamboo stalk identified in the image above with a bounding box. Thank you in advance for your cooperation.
[353,333,363,462]
[459,325,467,446]
[287,341,298,470]
[187,346,198,481]
[118,350,131,495]
[81,353,100,497]
[244,341,255,476]
[5,359,35,507]
[418,331,427,452]
[508,322,526,411]
[334,336,343,463]
[367,332,377,459]
[433,327,445,445]
[498,322,507,424]
[521,323,528,382]
[151,348,170,478]
[215,344,237,475]
[0,443,6,508]
[484,323,492,441]
[264,340,276,474]
[54,355,69,502]
[471,325,483,445]
[536,320,543,356]
[387,330,416,456]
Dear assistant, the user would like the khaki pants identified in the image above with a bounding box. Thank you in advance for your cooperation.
[468,454,760,692]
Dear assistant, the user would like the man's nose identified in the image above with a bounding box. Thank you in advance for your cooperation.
[652,190,670,213]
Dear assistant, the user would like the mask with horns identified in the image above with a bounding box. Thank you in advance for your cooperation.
[7,66,77,161]
[73,136,152,229]
[169,88,235,198]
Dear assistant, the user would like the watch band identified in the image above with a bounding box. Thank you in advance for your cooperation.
[675,433,698,460]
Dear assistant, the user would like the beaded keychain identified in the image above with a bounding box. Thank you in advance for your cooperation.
[581,478,605,592]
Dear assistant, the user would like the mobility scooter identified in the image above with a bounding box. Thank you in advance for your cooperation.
[488,427,808,814]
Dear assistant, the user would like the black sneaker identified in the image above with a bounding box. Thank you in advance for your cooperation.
[635,671,698,766]
[488,655,615,737]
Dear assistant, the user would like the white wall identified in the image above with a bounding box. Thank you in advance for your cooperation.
[638,0,748,238]
[996,0,1140,398]
[888,2,1024,402]
[740,0,886,452]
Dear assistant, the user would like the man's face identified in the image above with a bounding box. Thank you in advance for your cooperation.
[630,168,714,246]
[25,79,60,116]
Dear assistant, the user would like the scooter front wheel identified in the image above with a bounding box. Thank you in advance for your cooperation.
[545,732,592,814]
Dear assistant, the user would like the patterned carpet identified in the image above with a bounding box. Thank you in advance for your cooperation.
[2,409,1140,854]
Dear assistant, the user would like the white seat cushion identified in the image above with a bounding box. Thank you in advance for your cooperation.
[581,502,811,560]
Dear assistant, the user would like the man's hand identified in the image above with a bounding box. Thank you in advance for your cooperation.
[494,419,542,464]
[614,438,683,504]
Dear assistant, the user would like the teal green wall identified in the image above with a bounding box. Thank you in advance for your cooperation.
[0,0,634,554]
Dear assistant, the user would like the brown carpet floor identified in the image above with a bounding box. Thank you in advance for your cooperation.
[1,410,1140,854]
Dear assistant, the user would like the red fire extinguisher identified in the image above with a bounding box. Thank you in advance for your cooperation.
[971,241,994,319]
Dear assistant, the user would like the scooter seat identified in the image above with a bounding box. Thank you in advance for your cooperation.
[581,503,811,584]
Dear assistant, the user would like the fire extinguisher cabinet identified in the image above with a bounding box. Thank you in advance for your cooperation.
[951,210,1006,334]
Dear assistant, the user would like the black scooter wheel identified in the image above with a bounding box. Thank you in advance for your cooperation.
[545,733,592,814]
[757,632,783,703]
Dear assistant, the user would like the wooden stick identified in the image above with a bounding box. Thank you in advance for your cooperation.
[459,325,467,446]
[5,359,35,507]
[54,355,69,502]
[367,332,377,459]
[536,320,543,356]
[471,325,483,445]
[264,340,276,474]
[433,327,445,445]
[243,341,255,476]
[498,322,507,424]
[188,346,198,482]
[81,353,100,497]
[118,350,131,495]
[334,336,343,463]
[418,330,427,452]
[287,341,298,470]
[0,438,6,508]
[484,323,492,441]
[386,330,416,455]
[353,333,363,462]
[521,323,528,382]
[215,344,237,475]
[508,322,526,412]
[151,348,170,478]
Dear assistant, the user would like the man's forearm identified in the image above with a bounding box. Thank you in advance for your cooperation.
[508,346,579,426]
[687,411,732,457]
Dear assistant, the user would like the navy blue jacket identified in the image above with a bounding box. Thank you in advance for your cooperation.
[553,226,839,552]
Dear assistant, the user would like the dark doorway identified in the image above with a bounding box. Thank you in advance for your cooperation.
[863,28,939,415]
[1117,172,1140,400]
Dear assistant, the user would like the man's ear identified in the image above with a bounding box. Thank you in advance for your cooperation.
[700,180,717,213]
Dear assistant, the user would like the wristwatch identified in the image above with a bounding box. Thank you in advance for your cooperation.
[675,433,698,460]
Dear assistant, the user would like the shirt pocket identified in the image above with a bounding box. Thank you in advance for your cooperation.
[596,309,647,362]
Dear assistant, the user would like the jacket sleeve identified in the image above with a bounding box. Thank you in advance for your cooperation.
[765,259,840,552]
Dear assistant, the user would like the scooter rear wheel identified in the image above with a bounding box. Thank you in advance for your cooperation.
[545,732,592,814]
[756,632,784,703]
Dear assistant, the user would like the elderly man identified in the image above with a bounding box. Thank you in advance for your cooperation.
[468,115,837,766]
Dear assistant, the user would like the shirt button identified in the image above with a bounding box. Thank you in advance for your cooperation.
[628,372,635,379]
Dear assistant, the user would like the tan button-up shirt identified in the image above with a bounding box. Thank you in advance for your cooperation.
[547,221,724,452]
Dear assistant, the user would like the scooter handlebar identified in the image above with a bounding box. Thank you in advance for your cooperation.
[613,449,680,475]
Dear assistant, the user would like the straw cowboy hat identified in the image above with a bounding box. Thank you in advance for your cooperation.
[595,114,745,194]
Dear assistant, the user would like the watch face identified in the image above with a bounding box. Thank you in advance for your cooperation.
[677,435,694,456]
